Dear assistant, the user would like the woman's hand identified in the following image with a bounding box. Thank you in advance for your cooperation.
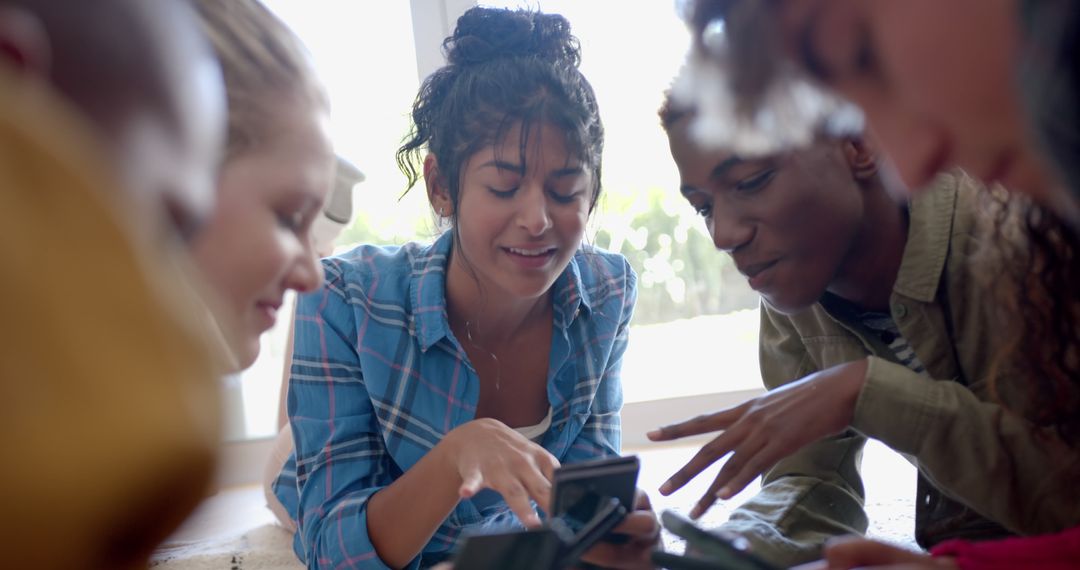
[792,537,957,570]
[442,418,560,527]
[647,359,869,518]
[578,489,661,570]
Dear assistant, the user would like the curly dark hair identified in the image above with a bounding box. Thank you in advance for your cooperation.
[684,0,1080,448]
[396,6,604,218]
[984,192,1080,447]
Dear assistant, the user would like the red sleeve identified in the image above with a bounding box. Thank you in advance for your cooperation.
[931,525,1080,570]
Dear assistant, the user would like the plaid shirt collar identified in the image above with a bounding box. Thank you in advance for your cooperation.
[411,231,593,352]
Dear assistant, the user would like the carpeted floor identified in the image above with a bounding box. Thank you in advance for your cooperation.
[154,440,916,568]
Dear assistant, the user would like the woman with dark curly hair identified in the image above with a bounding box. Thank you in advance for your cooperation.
[665,1,1080,569]
[654,92,1076,567]
[268,7,657,569]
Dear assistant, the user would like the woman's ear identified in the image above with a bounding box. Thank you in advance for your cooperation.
[424,154,454,218]
[0,7,50,77]
[843,136,880,182]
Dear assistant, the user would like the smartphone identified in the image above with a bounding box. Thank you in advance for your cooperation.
[552,455,639,516]
[453,456,640,570]
[453,498,627,570]
[552,455,639,545]
[659,510,780,570]
[552,496,627,568]
[453,528,562,570]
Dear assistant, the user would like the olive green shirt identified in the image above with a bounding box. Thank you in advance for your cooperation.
[721,172,1080,566]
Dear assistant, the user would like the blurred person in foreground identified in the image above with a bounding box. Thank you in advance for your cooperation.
[660,0,1080,568]
[0,0,228,568]
[655,85,1075,566]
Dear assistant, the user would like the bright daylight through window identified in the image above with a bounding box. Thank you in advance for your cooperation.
[232,1,762,441]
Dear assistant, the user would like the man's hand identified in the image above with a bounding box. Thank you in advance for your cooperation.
[648,359,869,518]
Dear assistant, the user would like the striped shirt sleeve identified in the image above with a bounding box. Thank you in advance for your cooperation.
[288,260,416,570]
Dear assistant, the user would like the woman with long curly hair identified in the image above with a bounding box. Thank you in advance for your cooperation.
[666,1,1080,568]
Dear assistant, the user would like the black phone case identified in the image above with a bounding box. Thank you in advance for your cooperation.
[552,455,639,515]
[453,456,641,570]
[453,528,563,570]
[553,496,627,567]
[452,495,628,569]
[552,454,639,546]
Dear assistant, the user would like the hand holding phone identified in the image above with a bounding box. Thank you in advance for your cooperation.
[552,496,627,567]
[452,497,626,570]
[551,455,639,533]
[453,456,645,570]
[577,496,662,570]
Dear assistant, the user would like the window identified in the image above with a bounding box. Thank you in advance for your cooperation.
[233,0,762,442]
[480,1,763,443]
[221,2,914,540]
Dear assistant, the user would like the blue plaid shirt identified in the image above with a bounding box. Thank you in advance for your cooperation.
[273,231,636,569]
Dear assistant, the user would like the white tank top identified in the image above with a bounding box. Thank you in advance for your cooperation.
[513,407,553,442]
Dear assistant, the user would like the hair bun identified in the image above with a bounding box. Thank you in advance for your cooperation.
[444,7,580,68]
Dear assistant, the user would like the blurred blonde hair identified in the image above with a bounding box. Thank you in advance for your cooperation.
[194,0,327,157]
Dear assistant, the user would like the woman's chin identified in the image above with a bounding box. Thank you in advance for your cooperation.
[224,334,261,373]
[236,339,261,371]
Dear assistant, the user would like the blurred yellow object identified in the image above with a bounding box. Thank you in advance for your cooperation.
[0,71,222,568]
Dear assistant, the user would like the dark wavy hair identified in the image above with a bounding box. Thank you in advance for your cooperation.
[396,7,604,219]
[685,0,1080,448]
[984,192,1080,447]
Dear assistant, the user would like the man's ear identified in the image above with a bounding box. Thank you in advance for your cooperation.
[0,7,50,77]
[843,136,880,182]
[424,154,454,217]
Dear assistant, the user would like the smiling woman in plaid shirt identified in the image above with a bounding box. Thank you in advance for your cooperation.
[267,7,653,569]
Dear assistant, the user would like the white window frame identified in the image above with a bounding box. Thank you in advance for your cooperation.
[218,0,763,487]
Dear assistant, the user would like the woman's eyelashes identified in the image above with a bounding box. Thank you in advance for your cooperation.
[277,202,317,234]
[487,185,518,199]
[485,184,586,204]
[548,188,585,204]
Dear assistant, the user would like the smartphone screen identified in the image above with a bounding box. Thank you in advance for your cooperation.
[552,455,639,517]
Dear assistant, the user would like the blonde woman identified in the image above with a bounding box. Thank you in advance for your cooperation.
[191,0,334,370]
